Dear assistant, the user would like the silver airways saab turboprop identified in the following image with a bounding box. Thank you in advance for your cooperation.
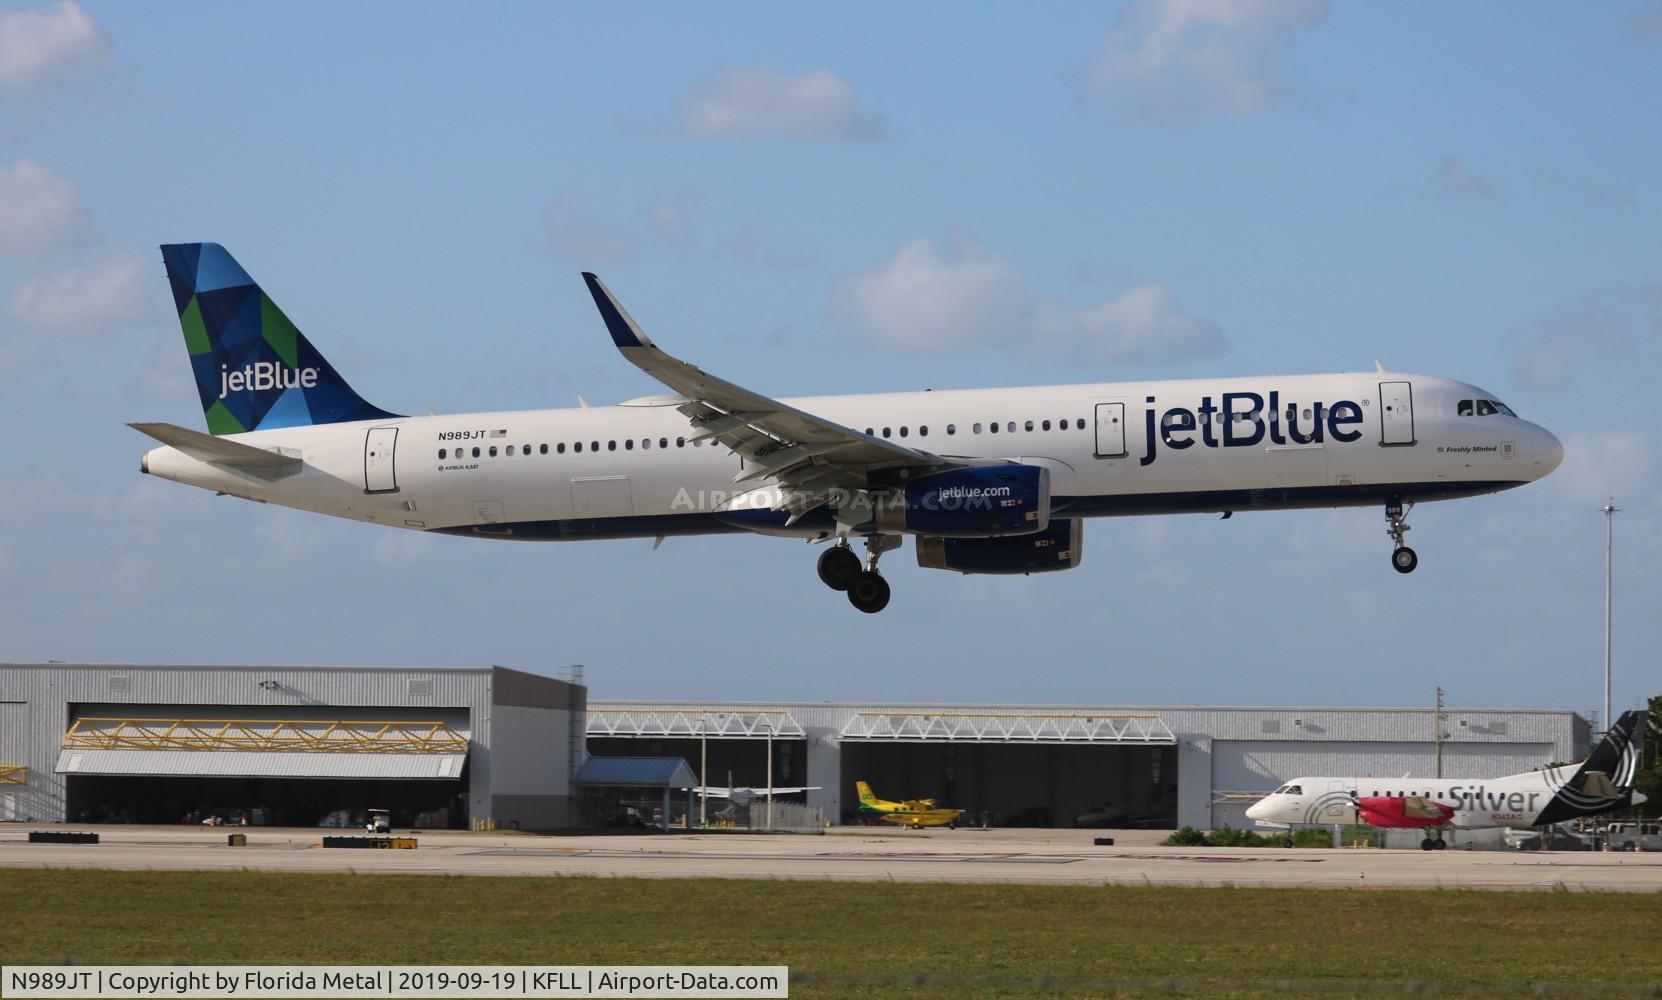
[1245,711,1649,850]
[135,243,1564,613]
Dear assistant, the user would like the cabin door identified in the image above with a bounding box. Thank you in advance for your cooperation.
[1378,381,1415,446]
[364,427,399,493]
[1093,403,1127,458]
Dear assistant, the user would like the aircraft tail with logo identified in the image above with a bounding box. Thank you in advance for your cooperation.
[159,243,398,435]
[1536,709,1648,824]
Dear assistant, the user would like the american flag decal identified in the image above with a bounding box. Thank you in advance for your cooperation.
[490,429,507,438]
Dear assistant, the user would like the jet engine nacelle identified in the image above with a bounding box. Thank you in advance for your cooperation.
[876,465,1049,538]
[916,518,1082,575]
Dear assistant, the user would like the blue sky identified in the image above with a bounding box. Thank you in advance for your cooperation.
[1,2,1658,719]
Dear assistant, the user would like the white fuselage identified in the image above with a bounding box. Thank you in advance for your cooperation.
[1245,771,1576,831]
[140,372,1562,542]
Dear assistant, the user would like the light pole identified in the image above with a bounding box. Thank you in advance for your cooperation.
[1602,501,1618,739]
[698,718,708,829]
[1434,687,1445,779]
[765,722,774,831]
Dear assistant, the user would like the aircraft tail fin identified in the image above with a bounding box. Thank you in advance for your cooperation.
[1577,710,1646,791]
[1535,710,1648,825]
[855,781,877,806]
[159,243,400,435]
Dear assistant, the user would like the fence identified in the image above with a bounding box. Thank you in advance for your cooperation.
[732,800,825,834]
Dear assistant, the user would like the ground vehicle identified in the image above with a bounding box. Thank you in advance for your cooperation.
[366,809,391,834]
[1605,822,1661,852]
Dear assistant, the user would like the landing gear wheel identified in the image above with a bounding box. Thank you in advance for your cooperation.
[1383,499,1417,574]
[1434,838,1446,851]
[1420,837,1435,851]
[847,571,891,614]
[817,545,861,591]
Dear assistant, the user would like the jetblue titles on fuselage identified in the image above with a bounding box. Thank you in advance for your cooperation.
[1141,391,1364,466]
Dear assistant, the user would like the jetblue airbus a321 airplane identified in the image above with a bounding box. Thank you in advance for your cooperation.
[135,244,1563,613]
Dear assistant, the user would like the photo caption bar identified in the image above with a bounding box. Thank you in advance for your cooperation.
[1,967,788,999]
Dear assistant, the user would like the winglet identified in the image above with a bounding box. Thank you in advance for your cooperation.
[582,272,654,350]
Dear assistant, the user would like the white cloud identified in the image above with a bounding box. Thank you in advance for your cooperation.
[1034,284,1224,363]
[645,186,699,255]
[0,159,86,258]
[545,195,636,264]
[1512,305,1632,392]
[9,252,155,332]
[0,1,110,91]
[836,236,1030,352]
[835,234,1224,363]
[1436,155,1494,201]
[1084,0,1327,120]
[681,68,888,141]
[1550,431,1655,507]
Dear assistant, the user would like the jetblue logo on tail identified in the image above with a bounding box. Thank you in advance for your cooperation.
[219,362,320,399]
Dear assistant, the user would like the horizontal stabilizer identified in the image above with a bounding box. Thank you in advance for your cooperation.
[130,422,301,471]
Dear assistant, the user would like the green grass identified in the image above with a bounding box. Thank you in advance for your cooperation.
[4,870,1661,998]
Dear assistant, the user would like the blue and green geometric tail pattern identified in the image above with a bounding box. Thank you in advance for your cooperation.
[160,242,399,435]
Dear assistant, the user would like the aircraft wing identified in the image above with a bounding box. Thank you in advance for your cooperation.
[698,786,819,799]
[582,273,963,525]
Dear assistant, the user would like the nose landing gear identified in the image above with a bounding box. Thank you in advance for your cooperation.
[1385,499,1417,574]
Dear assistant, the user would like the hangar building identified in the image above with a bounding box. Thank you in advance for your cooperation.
[0,663,584,828]
[587,701,1590,829]
[1,663,1588,831]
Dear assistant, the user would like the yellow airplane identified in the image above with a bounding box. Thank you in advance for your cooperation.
[855,780,965,829]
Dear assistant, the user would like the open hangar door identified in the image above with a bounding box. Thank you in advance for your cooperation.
[1210,739,1558,830]
[837,713,1178,828]
[585,707,809,793]
[56,713,470,828]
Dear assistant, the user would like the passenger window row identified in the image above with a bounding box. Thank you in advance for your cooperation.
[863,418,1089,438]
[438,436,708,461]
[439,416,1097,460]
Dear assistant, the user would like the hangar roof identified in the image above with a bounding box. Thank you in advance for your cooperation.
[576,756,698,789]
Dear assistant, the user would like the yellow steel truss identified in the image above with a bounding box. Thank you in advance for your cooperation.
[62,718,467,754]
[0,765,24,784]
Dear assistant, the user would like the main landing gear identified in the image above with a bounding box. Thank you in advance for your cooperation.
[1385,499,1418,574]
[818,536,896,614]
[1419,831,1447,851]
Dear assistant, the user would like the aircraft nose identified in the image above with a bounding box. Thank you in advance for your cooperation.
[1533,425,1563,479]
[1244,799,1268,821]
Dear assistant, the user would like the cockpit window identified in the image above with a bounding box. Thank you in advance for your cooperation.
[1284,785,1302,795]
[1459,399,1516,418]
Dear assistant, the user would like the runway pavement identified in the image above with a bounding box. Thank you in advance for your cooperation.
[3,825,1660,891]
